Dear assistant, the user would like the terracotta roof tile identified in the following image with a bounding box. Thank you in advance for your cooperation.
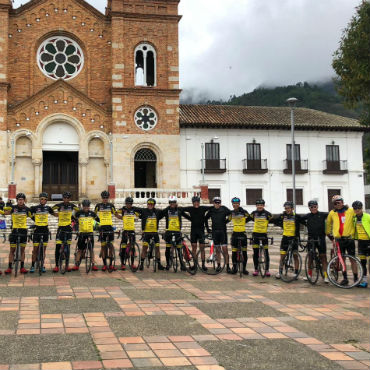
[179,104,365,131]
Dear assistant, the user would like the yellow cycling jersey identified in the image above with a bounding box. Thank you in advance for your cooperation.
[144,216,158,233]
[8,205,31,229]
[356,221,369,240]
[250,210,272,234]
[120,207,139,231]
[76,211,97,233]
[230,207,249,233]
[283,218,296,237]
[30,205,54,227]
[53,202,78,227]
[168,214,181,232]
[94,203,116,226]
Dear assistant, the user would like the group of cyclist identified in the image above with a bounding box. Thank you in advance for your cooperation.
[0,190,368,288]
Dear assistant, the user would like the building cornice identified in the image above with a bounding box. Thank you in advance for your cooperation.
[109,11,181,22]
[112,87,181,96]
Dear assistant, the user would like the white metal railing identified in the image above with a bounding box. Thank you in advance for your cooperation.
[0,188,8,200]
[322,160,348,172]
[115,188,201,204]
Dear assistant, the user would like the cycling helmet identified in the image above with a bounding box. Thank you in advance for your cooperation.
[147,198,156,205]
[192,196,200,203]
[101,190,110,199]
[82,199,91,207]
[169,195,178,203]
[332,195,344,203]
[63,191,71,199]
[39,192,48,199]
[125,197,133,204]
[16,193,26,200]
[308,200,318,207]
[352,200,363,209]
[284,201,294,208]
[231,197,240,204]
[256,199,265,205]
[213,196,221,203]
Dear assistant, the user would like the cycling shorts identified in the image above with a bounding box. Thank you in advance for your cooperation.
[32,226,49,244]
[9,228,27,245]
[212,230,228,246]
[190,229,205,244]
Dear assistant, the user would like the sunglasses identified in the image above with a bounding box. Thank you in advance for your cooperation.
[40,198,47,201]
[309,206,317,209]
[147,202,155,205]
[333,201,342,205]
[353,207,362,210]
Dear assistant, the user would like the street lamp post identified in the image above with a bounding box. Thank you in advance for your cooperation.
[287,97,298,211]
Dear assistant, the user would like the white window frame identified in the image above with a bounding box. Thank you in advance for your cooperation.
[134,43,157,87]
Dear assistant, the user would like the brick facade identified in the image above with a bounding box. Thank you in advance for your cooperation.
[0,0,181,199]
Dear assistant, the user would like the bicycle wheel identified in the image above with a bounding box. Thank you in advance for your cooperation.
[59,245,67,275]
[85,241,93,274]
[14,243,20,278]
[281,249,302,283]
[258,246,267,278]
[107,243,116,272]
[327,254,363,289]
[153,244,157,272]
[38,241,44,276]
[171,247,178,273]
[304,252,319,285]
[238,250,243,278]
[197,245,225,275]
[181,245,197,275]
[128,243,140,273]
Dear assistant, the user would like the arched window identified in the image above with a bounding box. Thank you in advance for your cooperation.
[135,43,156,87]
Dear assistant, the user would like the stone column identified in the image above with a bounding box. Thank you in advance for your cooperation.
[79,159,88,198]
[32,159,42,198]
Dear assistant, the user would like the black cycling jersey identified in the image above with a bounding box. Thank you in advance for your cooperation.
[301,211,328,238]
[182,206,211,230]
[205,206,231,233]
[136,207,162,233]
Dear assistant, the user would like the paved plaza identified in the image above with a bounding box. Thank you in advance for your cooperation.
[0,240,368,370]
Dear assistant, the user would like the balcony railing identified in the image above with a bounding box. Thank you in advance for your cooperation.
[323,160,348,174]
[201,159,227,173]
[283,159,308,174]
[115,188,201,204]
[242,159,268,174]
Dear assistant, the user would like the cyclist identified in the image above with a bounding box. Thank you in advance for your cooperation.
[205,196,232,273]
[182,196,211,271]
[352,200,370,288]
[72,199,99,271]
[301,200,329,283]
[228,197,250,274]
[160,196,190,271]
[137,198,165,271]
[94,190,117,271]
[52,192,79,273]
[3,193,32,274]
[29,192,55,273]
[116,197,140,271]
[326,195,358,286]
[250,199,273,277]
[273,201,303,279]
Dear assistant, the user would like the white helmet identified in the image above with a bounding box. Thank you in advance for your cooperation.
[168,195,178,203]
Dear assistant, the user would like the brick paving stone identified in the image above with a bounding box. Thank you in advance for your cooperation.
[168,336,194,342]
[335,361,370,370]
[320,352,354,361]
[189,357,219,365]
[345,352,370,361]
[216,334,242,341]
[119,337,145,344]
[41,362,72,370]
[331,344,362,352]
[153,349,183,357]
[180,348,211,357]
[262,332,288,339]
[71,361,102,370]
[175,342,203,349]
[126,350,156,358]
[160,357,191,367]
[102,359,133,368]
[131,358,163,368]
[100,351,128,360]
[192,335,218,342]
[295,337,324,345]
[196,366,225,370]
[148,342,176,350]
[9,364,40,370]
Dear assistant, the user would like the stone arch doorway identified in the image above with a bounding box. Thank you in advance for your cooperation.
[134,148,157,188]
[42,122,79,199]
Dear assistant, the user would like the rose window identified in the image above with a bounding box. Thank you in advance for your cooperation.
[134,107,158,131]
[37,36,84,80]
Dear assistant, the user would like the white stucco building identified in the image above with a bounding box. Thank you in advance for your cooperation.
[179,104,365,213]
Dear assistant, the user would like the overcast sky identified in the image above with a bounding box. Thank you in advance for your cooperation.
[13,0,361,100]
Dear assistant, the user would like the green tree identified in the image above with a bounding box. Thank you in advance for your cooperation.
[332,1,370,126]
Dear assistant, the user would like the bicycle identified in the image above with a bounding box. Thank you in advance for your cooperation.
[58,230,72,274]
[100,230,119,272]
[123,231,141,273]
[302,238,324,285]
[12,230,24,277]
[74,232,95,274]
[29,226,51,276]
[167,233,181,273]
[180,233,197,275]
[327,239,363,289]
[249,236,273,278]
[145,234,158,272]
[197,234,226,275]
[280,237,302,283]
